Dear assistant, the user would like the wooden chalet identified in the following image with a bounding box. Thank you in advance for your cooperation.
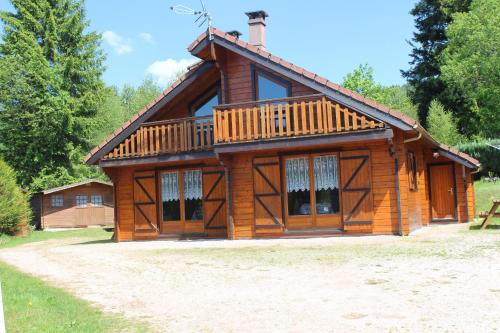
[85,11,479,241]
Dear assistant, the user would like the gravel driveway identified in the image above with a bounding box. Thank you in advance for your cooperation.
[1,224,499,332]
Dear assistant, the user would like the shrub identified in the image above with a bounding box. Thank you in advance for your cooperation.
[0,159,31,235]
[455,139,500,178]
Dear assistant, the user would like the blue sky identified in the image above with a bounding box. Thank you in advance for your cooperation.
[0,0,418,89]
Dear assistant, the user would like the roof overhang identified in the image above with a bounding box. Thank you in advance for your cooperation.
[85,61,215,165]
[42,179,113,194]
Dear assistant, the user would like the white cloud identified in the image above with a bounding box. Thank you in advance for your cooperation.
[102,30,133,55]
[139,32,154,44]
[146,58,197,86]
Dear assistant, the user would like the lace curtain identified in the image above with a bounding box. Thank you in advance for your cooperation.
[161,172,180,202]
[313,155,338,191]
[286,157,310,192]
[183,170,203,200]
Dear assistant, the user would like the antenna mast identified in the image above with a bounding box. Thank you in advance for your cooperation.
[170,0,213,39]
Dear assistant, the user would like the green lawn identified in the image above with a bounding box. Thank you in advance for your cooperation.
[0,262,148,333]
[474,180,500,225]
[0,228,112,249]
[0,228,150,333]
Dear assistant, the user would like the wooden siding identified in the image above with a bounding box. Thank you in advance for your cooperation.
[41,183,114,229]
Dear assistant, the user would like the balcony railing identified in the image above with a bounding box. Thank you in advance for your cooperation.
[104,116,214,160]
[212,94,384,144]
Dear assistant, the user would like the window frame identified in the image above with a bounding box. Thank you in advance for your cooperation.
[51,194,64,208]
[251,65,292,102]
[407,151,418,191]
[75,195,87,208]
[189,82,222,117]
[90,195,103,207]
[283,152,341,223]
[160,167,204,224]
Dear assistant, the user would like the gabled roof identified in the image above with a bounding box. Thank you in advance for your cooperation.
[42,179,113,195]
[84,27,479,169]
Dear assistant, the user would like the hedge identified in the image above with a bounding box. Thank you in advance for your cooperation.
[455,139,500,178]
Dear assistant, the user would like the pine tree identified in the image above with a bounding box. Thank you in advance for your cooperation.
[401,0,471,128]
[0,0,105,188]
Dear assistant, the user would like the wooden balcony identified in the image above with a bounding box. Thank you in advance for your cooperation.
[104,116,214,160]
[103,95,386,162]
[212,94,384,144]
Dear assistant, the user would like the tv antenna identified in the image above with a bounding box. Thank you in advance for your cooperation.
[170,0,213,38]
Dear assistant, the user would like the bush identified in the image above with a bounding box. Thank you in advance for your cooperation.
[0,159,31,235]
[455,139,500,178]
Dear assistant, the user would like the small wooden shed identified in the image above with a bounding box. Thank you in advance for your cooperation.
[33,179,114,229]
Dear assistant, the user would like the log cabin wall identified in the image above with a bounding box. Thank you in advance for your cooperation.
[224,139,404,239]
[41,183,114,229]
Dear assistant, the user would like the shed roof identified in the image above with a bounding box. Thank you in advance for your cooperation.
[42,179,113,195]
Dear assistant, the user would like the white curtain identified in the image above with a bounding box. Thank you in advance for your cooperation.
[161,172,180,202]
[183,170,203,200]
[286,157,310,192]
[314,155,338,191]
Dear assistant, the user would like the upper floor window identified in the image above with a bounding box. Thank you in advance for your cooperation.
[51,195,63,207]
[191,84,221,117]
[253,66,291,101]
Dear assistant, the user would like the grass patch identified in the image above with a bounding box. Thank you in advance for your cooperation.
[0,228,113,249]
[468,180,500,230]
[0,262,149,333]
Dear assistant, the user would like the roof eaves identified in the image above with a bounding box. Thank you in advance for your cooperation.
[42,179,113,195]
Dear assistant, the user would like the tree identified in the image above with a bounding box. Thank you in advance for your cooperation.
[426,99,463,145]
[0,159,31,235]
[401,0,471,127]
[90,77,162,146]
[440,0,500,138]
[0,0,105,188]
[342,64,419,120]
[342,64,384,101]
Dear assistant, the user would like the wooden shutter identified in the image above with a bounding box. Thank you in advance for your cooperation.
[340,150,373,232]
[133,170,158,239]
[253,156,284,229]
[203,167,227,233]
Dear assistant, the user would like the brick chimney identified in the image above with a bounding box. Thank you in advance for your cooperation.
[245,10,268,49]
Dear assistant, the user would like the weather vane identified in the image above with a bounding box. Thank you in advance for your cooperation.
[170,0,213,38]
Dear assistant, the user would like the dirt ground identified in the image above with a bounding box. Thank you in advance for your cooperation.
[1,223,499,332]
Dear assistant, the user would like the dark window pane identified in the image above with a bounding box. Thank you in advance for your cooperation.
[185,199,203,220]
[194,94,218,117]
[287,190,311,216]
[315,188,340,214]
[257,74,288,101]
[163,200,180,221]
